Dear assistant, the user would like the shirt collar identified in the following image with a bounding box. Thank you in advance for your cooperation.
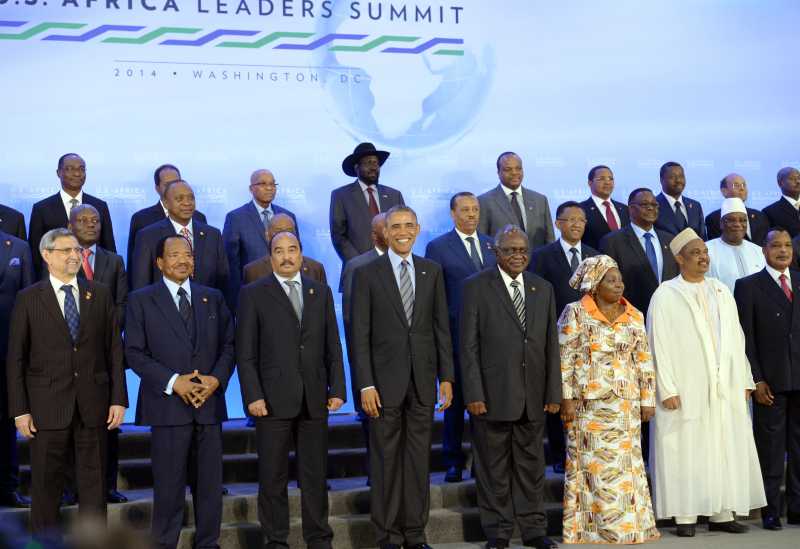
[454,227,479,242]
[358,179,377,192]
[159,201,169,216]
[273,270,302,287]
[500,183,523,198]
[60,189,83,206]
[498,265,523,286]
[630,222,657,240]
[783,195,800,209]
[388,248,414,271]
[163,276,191,299]
[252,199,272,216]
[580,294,641,325]
[85,243,97,256]
[590,194,614,210]
[50,274,79,295]
[559,238,581,257]
[170,217,193,234]
[765,264,791,283]
[375,247,385,256]
[662,193,683,209]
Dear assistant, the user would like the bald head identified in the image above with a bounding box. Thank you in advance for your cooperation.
[371,213,388,252]
[267,213,297,242]
[777,167,800,200]
[720,173,747,201]
[250,169,277,208]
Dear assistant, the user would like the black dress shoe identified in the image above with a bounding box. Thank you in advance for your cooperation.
[0,492,31,508]
[222,486,229,495]
[379,545,401,549]
[485,539,509,549]
[246,416,255,427]
[106,489,128,504]
[444,465,463,483]
[788,512,800,524]
[552,463,565,474]
[676,524,696,537]
[523,536,558,549]
[404,544,432,549]
[61,490,78,506]
[709,520,749,533]
[762,515,783,530]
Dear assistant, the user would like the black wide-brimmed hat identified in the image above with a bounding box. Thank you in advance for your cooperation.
[341,142,390,177]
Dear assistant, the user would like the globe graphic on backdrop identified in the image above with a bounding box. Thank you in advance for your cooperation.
[312,2,495,150]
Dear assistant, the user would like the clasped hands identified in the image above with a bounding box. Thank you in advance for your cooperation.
[173,369,220,409]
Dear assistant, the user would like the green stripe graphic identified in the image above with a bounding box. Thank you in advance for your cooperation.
[103,27,202,44]
[217,32,314,48]
[0,22,86,40]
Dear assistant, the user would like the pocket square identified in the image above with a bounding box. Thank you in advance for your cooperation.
[8,257,20,267]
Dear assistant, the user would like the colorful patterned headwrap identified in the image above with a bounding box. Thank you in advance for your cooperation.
[569,254,620,293]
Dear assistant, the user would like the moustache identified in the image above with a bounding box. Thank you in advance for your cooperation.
[281,260,295,266]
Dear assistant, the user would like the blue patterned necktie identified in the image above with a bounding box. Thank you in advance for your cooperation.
[511,280,526,330]
[674,202,688,231]
[399,260,414,325]
[466,236,483,270]
[644,233,659,281]
[61,284,80,342]
[262,208,272,228]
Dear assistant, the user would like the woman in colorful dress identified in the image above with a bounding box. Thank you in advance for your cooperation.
[557,255,660,544]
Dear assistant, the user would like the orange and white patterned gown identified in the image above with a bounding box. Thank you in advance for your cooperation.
[558,295,660,544]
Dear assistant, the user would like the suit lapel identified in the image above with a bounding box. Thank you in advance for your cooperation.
[245,202,268,245]
[76,279,94,342]
[411,257,431,327]
[376,256,409,326]
[491,185,517,225]
[50,194,69,227]
[622,227,659,285]
[190,283,206,353]
[446,230,480,273]
[264,275,299,322]
[153,282,194,350]
[348,181,373,218]
[0,236,12,280]
[523,273,540,336]
[657,193,678,233]
[299,278,317,332]
[192,221,207,274]
[490,269,524,332]
[375,184,396,212]
[92,247,108,281]
[37,281,73,342]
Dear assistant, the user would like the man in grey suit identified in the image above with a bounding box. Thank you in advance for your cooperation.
[329,143,404,280]
[351,205,454,549]
[478,152,555,250]
[460,225,561,549]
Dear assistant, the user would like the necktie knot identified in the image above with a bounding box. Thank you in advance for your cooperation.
[61,284,73,293]
[177,287,188,297]
[69,198,79,210]
[510,280,519,289]
[644,233,653,240]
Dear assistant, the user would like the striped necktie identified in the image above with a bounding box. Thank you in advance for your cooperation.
[399,260,414,325]
[511,280,526,330]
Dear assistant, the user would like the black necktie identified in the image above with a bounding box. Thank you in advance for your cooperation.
[466,236,483,270]
[569,248,579,274]
[177,287,195,344]
[674,202,688,231]
[510,191,525,229]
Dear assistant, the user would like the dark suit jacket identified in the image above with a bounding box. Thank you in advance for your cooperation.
[735,269,800,393]
[477,184,555,250]
[351,254,455,408]
[125,280,234,426]
[579,198,630,250]
[424,230,497,353]
[763,198,800,238]
[130,218,229,293]
[599,225,679,315]
[0,205,26,240]
[236,275,346,419]
[6,279,127,429]
[242,255,326,286]
[78,246,127,330]
[223,201,297,308]
[654,192,706,239]
[459,268,561,422]
[0,233,33,418]
[705,207,769,245]
[28,192,116,277]
[329,181,404,263]
[530,240,598,316]
[126,203,207,271]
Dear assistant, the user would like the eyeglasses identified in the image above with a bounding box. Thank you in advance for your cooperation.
[497,246,529,256]
[556,217,587,224]
[631,202,660,210]
[48,247,83,255]
[252,182,278,189]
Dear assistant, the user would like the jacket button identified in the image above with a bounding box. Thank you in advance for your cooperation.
[73,372,78,377]
[299,345,304,351]
[73,347,77,352]
[521,362,526,368]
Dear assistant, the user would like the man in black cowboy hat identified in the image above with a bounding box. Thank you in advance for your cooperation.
[330,142,405,278]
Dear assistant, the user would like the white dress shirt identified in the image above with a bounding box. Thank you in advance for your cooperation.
[590,194,621,227]
[559,238,582,265]
[500,183,527,230]
[170,218,194,246]
[766,264,792,289]
[49,274,80,315]
[162,276,192,394]
[498,265,524,302]
[273,270,303,310]
[60,189,83,219]
[358,179,380,210]
[253,199,274,224]
[631,223,664,282]
[454,228,483,264]
[663,193,687,217]
[782,195,800,210]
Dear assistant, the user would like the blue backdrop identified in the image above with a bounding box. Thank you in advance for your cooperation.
[1,0,799,420]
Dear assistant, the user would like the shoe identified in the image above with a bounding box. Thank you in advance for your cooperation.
[222,486,229,496]
[552,463,565,474]
[404,544,432,549]
[762,515,783,530]
[788,512,800,525]
[709,520,749,533]
[246,417,255,427]
[106,489,128,504]
[444,465,463,483]
[676,524,695,537]
[485,539,509,549]
[0,492,31,508]
[522,536,558,549]
[61,490,78,506]
[379,545,401,549]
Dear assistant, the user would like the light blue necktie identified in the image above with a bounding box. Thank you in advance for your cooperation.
[61,285,80,342]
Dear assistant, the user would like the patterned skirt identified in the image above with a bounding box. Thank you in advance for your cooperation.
[562,394,660,544]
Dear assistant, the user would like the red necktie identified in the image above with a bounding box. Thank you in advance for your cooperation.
[366,186,379,217]
[603,201,619,231]
[180,226,193,250]
[81,248,94,280]
[780,274,793,302]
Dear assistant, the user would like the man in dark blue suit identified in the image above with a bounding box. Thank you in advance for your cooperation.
[330,142,404,279]
[125,235,235,549]
[655,161,706,239]
[130,180,229,293]
[126,164,207,270]
[223,169,297,309]
[0,204,26,240]
[579,165,629,250]
[530,201,598,472]
[0,230,33,508]
[425,192,496,482]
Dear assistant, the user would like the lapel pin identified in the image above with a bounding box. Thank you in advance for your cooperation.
[202,296,208,303]
[309,288,315,295]
[4,240,10,247]
[303,266,308,272]
[421,271,427,275]
[382,194,389,199]
[85,291,92,300]
[530,286,536,292]
[199,231,205,236]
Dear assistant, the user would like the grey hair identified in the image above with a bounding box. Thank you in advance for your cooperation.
[39,228,75,254]
[494,224,529,250]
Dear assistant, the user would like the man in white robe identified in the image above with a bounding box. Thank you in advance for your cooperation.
[707,197,765,292]
[647,228,766,537]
